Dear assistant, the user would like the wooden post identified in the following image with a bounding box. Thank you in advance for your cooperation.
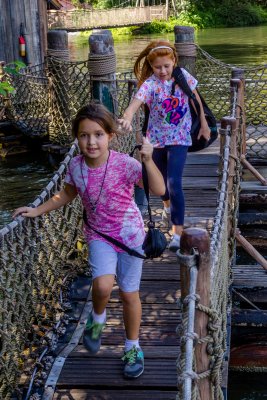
[180,228,212,399]
[47,30,70,142]
[47,30,69,61]
[88,30,117,114]
[174,26,196,75]
[165,0,169,19]
[231,69,246,155]
[221,116,238,253]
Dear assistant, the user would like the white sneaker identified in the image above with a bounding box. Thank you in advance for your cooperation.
[169,235,181,252]
[162,208,171,228]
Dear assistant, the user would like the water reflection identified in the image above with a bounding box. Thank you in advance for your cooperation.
[0,153,54,228]
[68,25,267,67]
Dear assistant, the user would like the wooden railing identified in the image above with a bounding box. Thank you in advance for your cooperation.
[47,6,167,31]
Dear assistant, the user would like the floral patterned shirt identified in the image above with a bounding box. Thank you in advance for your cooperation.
[65,150,145,252]
[135,68,197,147]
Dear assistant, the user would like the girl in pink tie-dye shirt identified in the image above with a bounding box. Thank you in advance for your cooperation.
[13,102,165,379]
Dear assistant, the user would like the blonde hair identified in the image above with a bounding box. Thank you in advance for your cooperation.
[134,40,178,88]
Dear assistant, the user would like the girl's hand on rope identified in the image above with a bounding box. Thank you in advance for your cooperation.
[139,137,153,163]
[13,206,39,219]
[117,118,132,133]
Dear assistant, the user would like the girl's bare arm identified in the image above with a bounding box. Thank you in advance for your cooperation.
[193,89,211,141]
[137,138,165,196]
[118,98,143,132]
[13,183,78,218]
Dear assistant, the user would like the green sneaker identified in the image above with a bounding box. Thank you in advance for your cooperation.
[122,345,144,379]
[83,313,105,354]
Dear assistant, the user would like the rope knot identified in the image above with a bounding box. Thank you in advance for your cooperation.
[176,248,198,268]
[183,293,200,305]
[177,370,200,385]
[180,332,199,346]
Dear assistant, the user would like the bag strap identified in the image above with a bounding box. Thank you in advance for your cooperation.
[83,210,146,259]
[171,66,201,116]
[130,145,154,228]
[82,145,154,260]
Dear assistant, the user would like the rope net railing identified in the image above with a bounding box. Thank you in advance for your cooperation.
[3,45,266,158]
[176,80,244,399]
[195,46,267,159]
[0,143,86,399]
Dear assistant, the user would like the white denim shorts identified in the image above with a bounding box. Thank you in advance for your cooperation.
[88,240,144,292]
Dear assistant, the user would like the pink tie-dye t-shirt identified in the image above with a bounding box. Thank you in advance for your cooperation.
[135,68,197,148]
[65,150,145,252]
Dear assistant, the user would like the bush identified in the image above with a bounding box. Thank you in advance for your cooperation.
[214,3,267,27]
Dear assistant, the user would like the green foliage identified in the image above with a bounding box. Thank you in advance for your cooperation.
[131,14,200,35]
[0,61,26,97]
[111,26,138,37]
[3,61,26,76]
[70,0,93,7]
[0,81,14,96]
[187,0,267,27]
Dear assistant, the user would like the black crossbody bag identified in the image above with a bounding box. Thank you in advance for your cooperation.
[83,150,167,259]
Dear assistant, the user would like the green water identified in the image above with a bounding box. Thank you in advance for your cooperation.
[68,25,267,67]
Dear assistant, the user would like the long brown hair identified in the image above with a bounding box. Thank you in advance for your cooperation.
[134,40,178,88]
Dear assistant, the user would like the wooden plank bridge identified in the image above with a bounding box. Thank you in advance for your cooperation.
[47,6,168,32]
[44,144,220,399]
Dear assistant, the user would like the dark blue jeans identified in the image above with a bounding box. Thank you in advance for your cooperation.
[153,145,188,226]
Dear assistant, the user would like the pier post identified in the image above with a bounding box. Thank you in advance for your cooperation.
[88,30,117,114]
[47,30,70,143]
[179,227,212,399]
[231,69,246,155]
[47,30,70,61]
[174,26,196,75]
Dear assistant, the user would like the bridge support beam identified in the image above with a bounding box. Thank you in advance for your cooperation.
[179,227,212,400]
[47,30,70,143]
[174,26,196,75]
[88,30,117,114]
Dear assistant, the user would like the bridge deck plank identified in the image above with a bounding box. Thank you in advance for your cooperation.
[53,146,220,398]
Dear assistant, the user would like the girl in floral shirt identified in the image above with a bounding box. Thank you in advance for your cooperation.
[119,40,210,251]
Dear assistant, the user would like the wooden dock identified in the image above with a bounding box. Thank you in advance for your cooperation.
[46,145,220,399]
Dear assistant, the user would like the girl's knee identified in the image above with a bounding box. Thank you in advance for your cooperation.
[120,290,140,305]
[93,276,114,298]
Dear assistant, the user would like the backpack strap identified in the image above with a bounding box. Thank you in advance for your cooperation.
[142,103,150,137]
[171,66,201,116]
